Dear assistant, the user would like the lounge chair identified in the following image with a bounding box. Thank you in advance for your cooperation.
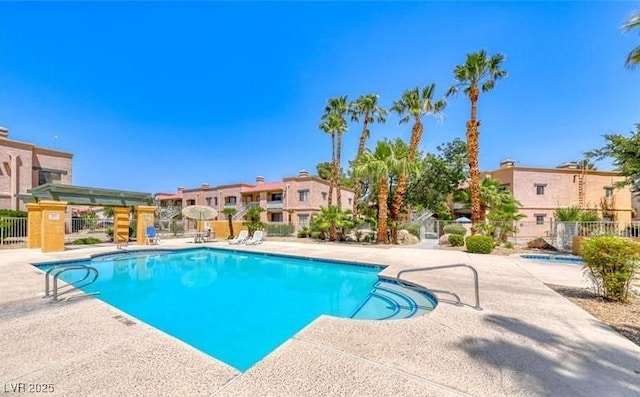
[145,226,160,245]
[202,228,213,243]
[228,230,249,245]
[245,230,264,245]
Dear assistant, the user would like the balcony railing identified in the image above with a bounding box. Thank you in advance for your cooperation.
[266,200,284,210]
[224,202,238,208]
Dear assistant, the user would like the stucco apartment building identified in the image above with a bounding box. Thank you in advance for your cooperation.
[0,126,73,211]
[156,170,355,227]
[484,160,634,226]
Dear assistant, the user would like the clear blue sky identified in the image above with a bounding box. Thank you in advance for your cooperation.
[1,1,639,194]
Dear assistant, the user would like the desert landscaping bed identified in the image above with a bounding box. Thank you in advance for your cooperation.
[547,284,640,347]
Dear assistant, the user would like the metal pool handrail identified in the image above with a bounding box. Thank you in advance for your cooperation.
[44,264,99,301]
[395,263,482,311]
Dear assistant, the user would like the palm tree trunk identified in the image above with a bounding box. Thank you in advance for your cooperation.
[467,85,481,234]
[336,132,343,210]
[378,176,389,244]
[227,215,234,238]
[328,132,335,206]
[352,119,370,221]
[390,121,423,243]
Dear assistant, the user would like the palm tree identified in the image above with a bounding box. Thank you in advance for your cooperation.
[354,140,413,244]
[447,50,507,234]
[321,96,349,209]
[624,12,640,68]
[222,207,237,238]
[348,94,388,221]
[389,85,446,243]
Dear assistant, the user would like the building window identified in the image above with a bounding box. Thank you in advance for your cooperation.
[321,192,327,201]
[38,170,62,185]
[270,193,283,201]
[299,189,309,202]
[298,214,309,226]
[535,214,546,225]
[348,198,352,205]
[604,187,614,198]
[270,213,283,223]
[205,197,212,206]
[535,183,546,195]
[187,199,196,206]
[214,197,218,206]
[225,196,237,205]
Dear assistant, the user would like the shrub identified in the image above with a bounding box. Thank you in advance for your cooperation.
[504,241,514,249]
[310,231,322,239]
[297,226,310,238]
[170,220,184,236]
[362,234,371,243]
[404,223,421,239]
[71,237,102,245]
[443,224,466,236]
[581,236,640,302]
[354,230,363,242]
[465,235,494,254]
[448,234,464,247]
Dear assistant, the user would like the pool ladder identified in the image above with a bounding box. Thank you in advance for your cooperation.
[44,264,99,302]
[395,263,482,311]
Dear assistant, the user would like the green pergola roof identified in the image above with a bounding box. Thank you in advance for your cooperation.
[19,183,154,207]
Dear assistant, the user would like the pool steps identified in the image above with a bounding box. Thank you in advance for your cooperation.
[351,280,436,320]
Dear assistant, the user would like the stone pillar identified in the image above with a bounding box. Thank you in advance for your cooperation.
[136,205,156,245]
[26,203,42,249]
[113,207,130,246]
[39,200,67,252]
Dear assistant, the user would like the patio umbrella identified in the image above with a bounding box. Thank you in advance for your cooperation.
[181,205,218,222]
[454,216,472,224]
[181,205,218,243]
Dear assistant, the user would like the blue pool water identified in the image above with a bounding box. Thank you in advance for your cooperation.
[37,248,386,371]
[520,254,584,265]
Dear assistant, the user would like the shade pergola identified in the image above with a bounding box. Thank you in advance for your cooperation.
[18,183,156,252]
[19,183,154,207]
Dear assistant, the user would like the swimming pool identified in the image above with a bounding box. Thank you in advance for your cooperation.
[519,254,584,265]
[37,248,436,371]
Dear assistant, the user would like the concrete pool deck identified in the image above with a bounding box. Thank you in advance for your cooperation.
[1,240,639,396]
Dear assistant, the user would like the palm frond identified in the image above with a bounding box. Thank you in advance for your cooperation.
[626,46,640,69]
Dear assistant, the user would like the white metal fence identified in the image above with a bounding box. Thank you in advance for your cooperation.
[0,217,27,249]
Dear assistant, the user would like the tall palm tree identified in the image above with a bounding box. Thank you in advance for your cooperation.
[354,140,413,244]
[319,112,347,209]
[389,85,445,243]
[624,12,640,68]
[321,96,349,210]
[348,94,388,221]
[447,49,506,234]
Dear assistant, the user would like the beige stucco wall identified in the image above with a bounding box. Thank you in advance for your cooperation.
[0,136,73,211]
[487,167,633,222]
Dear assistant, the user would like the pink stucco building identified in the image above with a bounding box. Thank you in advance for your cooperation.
[156,170,355,226]
[485,160,634,224]
[0,126,73,211]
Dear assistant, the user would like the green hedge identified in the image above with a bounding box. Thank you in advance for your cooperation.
[582,236,640,302]
[448,234,464,247]
[71,237,103,245]
[0,209,27,218]
[443,224,467,235]
[465,235,494,254]
[265,223,295,236]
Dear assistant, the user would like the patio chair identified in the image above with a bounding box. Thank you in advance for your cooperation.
[145,226,160,245]
[245,230,264,245]
[202,228,213,243]
[228,230,249,245]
